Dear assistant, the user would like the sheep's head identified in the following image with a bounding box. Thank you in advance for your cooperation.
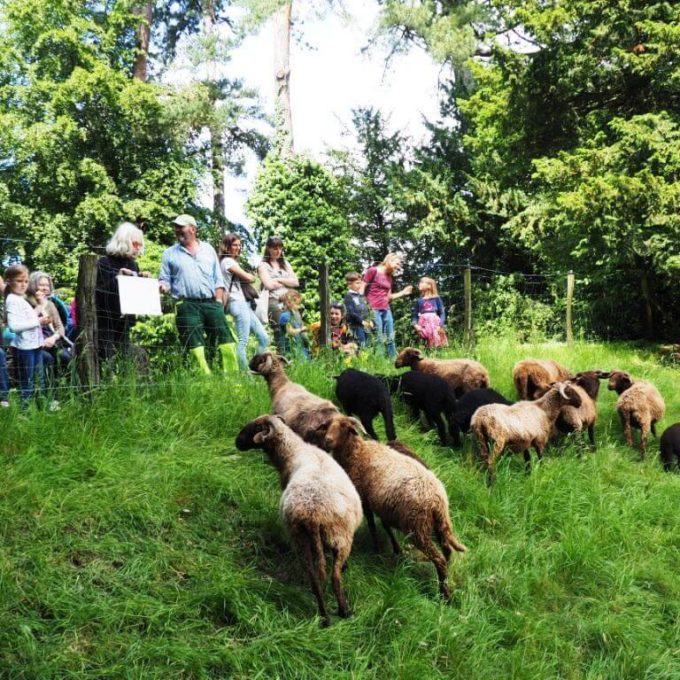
[607,371,633,395]
[572,371,608,399]
[323,415,365,451]
[235,415,285,450]
[394,347,423,369]
[249,352,289,376]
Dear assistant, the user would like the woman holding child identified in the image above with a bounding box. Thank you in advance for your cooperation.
[219,233,270,370]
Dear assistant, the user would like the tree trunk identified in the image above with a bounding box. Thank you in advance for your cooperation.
[132,3,153,81]
[210,123,226,221]
[273,0,294,155]
[640,271,654,338]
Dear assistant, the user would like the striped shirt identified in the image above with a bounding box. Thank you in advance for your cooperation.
[159,242,224,300]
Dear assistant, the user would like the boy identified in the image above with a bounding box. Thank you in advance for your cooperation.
[279,290,310,359]
[343,272,372,348]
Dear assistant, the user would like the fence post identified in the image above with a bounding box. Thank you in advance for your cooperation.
[318,262,330,348]
[566,270,574,345]
[463,262,473,348]
[76,253,99,390]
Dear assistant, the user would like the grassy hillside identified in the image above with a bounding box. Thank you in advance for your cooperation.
[1,340,679,679]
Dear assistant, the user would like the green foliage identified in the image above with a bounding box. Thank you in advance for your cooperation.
[129,312,182,372]
[246,152,358,313]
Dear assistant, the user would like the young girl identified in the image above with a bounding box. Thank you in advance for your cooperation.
[412,277,448,349]
[279,290,310,359]
[4,264,51,404]
[0,275,9,407]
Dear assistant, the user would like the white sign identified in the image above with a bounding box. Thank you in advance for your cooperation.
[117,276,162,316]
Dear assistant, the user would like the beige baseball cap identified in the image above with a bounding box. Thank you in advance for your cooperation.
[172,214,197,227]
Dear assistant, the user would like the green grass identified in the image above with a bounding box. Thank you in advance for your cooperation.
[1,340,680,679]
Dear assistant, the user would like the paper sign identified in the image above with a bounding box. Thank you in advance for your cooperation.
[117,276,162,316]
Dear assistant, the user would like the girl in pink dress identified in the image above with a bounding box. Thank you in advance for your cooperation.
[412,277,448,348]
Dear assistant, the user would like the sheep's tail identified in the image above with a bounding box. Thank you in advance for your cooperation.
[311,523,327,584]
[434,506,467,556]
[382,393,397,442]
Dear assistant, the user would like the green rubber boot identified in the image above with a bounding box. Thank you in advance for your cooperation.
[218,342,239,374]
[189,346,211,375]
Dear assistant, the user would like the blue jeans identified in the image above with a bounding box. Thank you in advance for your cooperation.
[228,298,270,370]
[350,325,369,349]
[0,347,8,401]
[373,309,396,359]
[16,347,45,402]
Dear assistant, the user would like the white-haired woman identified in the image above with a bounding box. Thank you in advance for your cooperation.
[96,222,149,360]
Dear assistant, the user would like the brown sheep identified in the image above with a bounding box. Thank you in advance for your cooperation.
[512,359,573,400]
[394,347,490,397]
[323,415,467,600]
[236,415,363,626]
[249,352,340,447]
[470,382,582,483]
[607,370,665,457]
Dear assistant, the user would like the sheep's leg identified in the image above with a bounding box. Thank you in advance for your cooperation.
[587,424,596,449]
[412,530,450,600]
[364,505,381,551]
[639,422,650,459]
[331,546,352,618]
[430,411,448,446]
[380,519,401,555]
[294,529,330,626]
[651,421,658,438]
[361,416,378,440]
[448,417,462,448]
[523,450,532,473]
[433,507,467,562]
[620,411,634,447]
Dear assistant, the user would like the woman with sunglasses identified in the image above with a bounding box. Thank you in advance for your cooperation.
[96,221,149,361]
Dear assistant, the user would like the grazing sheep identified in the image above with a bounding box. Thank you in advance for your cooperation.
[334,368,396,441]
[659,423,680,472]
[395,347,490,397]
[249,352,340,447]
[607,370,666,457]
[552,371,609,447]
[323,415,467,600]
[450,388,513,448]
[512,359,573,400]
[470,382,582,482]
[235,415,363,626]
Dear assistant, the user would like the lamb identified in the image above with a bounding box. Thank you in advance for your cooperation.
[659,423,680,472]
[334,368,396,441]
[470,382,582,482]
[235,415,363,626]
[607,370,666,457]
[395,347,490,397]
[512,359,573,400]
[450,388,513,448]
[249,352,340,447]
[322,415,467,600]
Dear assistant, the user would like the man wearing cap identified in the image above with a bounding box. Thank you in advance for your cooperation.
[159,214,237,374]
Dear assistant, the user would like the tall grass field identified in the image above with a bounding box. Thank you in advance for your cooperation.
[1,340,679,679]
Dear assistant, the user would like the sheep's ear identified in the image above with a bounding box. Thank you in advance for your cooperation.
[275,354,290,365]
[595,370,611,379]
[348,417,366,436]
[253,418,275,444]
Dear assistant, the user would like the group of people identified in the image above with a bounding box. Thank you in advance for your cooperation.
[1,212,451,406]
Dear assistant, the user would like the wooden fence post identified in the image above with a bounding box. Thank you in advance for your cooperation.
[318,262,330,349]
[463,263,473,348]
[76,253,99,390]
[566,270,575,345]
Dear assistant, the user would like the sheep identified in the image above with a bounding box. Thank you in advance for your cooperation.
[322,415,467,600]
[334,368,396,441]
[659,423,680,472]
[512,359,573,400]
[395,347,490,397]
[249,352,340,447]
[551,370,609,448]
[235,415,363,626]
[450,388,513,448]
[380,370,457,446]
[607,370,666,457]
[470,382,582,483]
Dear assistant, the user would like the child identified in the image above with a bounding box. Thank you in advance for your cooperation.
[0,275,9,407]
[412,277,448,349]
[311,303,358,357]
[4,264,52,404]
[279,290,310,359]
[343,272,372,348]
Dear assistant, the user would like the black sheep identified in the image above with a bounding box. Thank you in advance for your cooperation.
[383,371,457,447]
[659,423,680,472]
[334,369,396,441]
[451,388,512,447]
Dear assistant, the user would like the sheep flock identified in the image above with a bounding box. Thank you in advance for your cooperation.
[233,349,673,625]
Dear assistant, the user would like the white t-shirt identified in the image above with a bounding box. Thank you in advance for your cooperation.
[6,293,43,350]
[220,257,245,302]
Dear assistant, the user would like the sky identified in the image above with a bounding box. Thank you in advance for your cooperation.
[218,0,445,226]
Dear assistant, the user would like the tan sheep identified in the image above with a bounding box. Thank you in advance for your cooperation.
[394,347,490,397]
[470,382,582,482]
[323,415,467,600]
[512,359,573,400]
[249,352,340,447]
[607,370,665,457]
[236,415,363,626]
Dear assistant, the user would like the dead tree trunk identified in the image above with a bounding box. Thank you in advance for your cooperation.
[273,0,294,155]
